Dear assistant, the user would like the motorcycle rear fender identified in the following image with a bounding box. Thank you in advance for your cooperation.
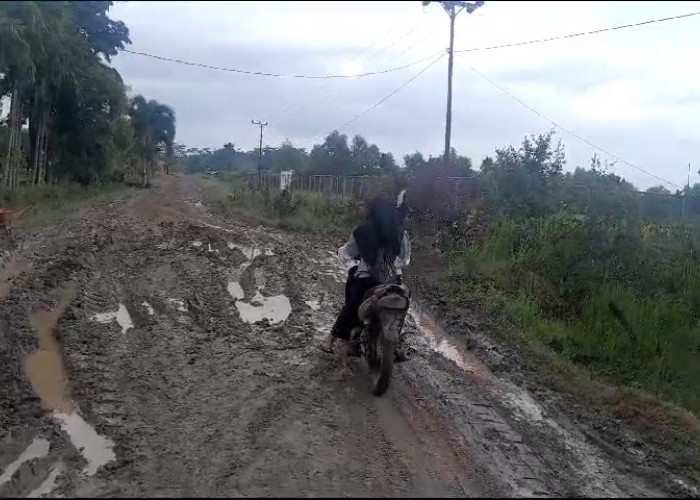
[376,294,409,310]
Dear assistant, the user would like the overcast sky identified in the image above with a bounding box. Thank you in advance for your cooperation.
[110,0,700,190]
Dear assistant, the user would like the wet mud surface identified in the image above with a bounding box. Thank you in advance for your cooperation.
[0,176,690,497]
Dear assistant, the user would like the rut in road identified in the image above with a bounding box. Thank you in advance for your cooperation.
[0,176,675,497]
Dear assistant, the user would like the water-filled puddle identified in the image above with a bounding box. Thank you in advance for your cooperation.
[305,300,320,311]
[24,282,116,479]
[227,281,244,300]
[55,412,115,475]
[235,292,291,325]
[224,236,289,324]
[27,460,63,498]
[227,242,274,259]
[409,308,483,377]
[0,437,50,487]
[142,301,155,316]
[26,306,74,414]
[90,304,134,334]
[167,298,187,312]
[191,241,203,248]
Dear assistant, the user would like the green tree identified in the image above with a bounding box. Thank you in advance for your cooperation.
[0,1,41,187]
[309,130,353,175]
[128,95,176,186]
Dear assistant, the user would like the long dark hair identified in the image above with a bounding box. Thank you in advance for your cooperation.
[353,197,404,273]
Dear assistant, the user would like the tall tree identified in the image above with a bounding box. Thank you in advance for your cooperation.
[0,1,41,187]
[128,95,176,186]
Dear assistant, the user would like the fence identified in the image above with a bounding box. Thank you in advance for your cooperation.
[235,171,482,217]
[238,172,397,199]
[234,171,693,221]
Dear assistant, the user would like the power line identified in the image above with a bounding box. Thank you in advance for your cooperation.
[301,53,445,148]
[454,10,700,54]
[272,21,410,119]
[271,24,435,124]
[120,48,440,80]
[271,32,393,121]
[334,53,445,133]
[364,23,423,63]
[120,10,700,81]
[468,65,682,189]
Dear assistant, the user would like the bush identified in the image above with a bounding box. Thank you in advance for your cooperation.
[443,210,700,415]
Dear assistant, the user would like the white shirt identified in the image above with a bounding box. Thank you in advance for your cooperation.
[338,230,411,278]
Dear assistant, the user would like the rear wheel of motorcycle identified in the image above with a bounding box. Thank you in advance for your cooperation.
[372,338,394,396]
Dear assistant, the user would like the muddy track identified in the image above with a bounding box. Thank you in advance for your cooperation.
[0,175,683,497]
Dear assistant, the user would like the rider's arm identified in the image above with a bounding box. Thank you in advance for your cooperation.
[394,231,412,275]
[338,233,360,271]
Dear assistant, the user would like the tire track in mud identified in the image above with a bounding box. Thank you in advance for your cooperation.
[0,176,675,497]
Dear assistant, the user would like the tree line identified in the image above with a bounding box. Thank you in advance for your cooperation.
[181,127,695,222]
[0,1,176,189]
[177,129,475,179]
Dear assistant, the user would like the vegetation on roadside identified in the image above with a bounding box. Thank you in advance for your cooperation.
[0,1,176,194]
[195,175,364,237]
[431,133,700,418]
[0,182,133,228]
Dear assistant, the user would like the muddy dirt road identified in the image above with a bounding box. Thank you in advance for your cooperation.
[0,176,684,497]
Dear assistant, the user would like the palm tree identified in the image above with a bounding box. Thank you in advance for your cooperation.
[128,95,176,186]
[0,2,40,187]
[25,2,79,186]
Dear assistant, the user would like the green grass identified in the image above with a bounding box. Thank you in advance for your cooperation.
[441,215,700,417]
[0,182,134,229]
[412,209,700,479]
[194,174,362,237]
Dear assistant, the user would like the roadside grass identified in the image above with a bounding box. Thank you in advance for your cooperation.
[194,174,361,237]
[0,182,134,229]
[413,214,700,484]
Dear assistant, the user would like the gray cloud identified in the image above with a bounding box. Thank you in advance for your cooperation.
[109,1,700,191]
[490,61,633,93]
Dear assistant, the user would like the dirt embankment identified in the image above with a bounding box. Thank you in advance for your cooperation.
[0,175,694,497]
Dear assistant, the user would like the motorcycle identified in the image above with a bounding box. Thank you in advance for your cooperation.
[353,281,411,396]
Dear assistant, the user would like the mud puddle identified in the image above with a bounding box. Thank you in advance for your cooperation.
[409,307,489,381]
[168,298,187,312]
[54,413,115,475]
[27,461,64,498]
[142,301,155,316]
[90,303,134,334]
[227,281,244,300]
[0,438,50,487]
[235,291,291,324]
[23,282,116,485]
[305,300,320,311]
[227,241,274,260]
[228,279,291,324]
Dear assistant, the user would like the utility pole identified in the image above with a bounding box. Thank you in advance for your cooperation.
[683,162,691,219]
[423,1,484,166]
[251,119,268,187]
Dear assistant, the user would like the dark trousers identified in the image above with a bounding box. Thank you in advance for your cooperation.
[331,266,379,340]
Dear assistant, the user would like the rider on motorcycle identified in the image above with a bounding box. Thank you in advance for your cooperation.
[323,190,411,360]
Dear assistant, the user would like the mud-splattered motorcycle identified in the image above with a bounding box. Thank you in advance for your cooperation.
[354,281,411,396]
